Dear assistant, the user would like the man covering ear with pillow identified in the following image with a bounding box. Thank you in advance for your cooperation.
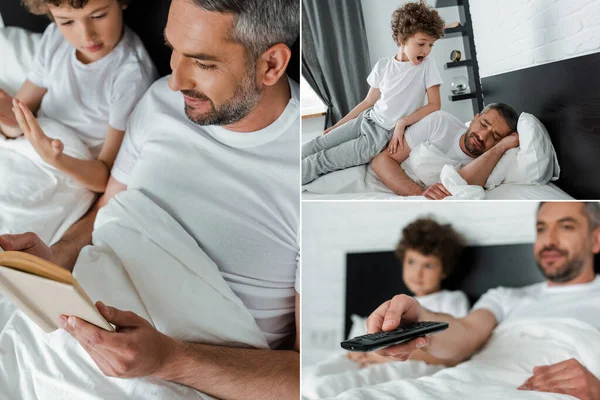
[372,103,519,199]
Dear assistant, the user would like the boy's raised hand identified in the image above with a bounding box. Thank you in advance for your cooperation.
[0,89,17,127]
[12,98,64,165]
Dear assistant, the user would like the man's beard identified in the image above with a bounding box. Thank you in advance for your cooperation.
[535,245,587,283]
[463,129,485,157]
[182,69,263,126]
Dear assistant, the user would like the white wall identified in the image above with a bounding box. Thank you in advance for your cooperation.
[360,0,475,121]
[471,0,600,78]
[301,201,539,366]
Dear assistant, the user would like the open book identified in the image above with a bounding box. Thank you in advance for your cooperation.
[0,250,114,333]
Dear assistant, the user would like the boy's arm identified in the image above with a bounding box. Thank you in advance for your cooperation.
[324,87,381,134]
[458,133,519,186]
[388,85,441,153]
[0,81,47,137]
[13,99,124,193]
[53,127,125,193]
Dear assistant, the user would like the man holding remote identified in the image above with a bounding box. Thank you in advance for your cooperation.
[366,202,600,400]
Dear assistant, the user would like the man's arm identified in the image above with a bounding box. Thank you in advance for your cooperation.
[367,294,497,365]
[458,133,519,186]
[61,293,301,400]
[519,358,600,400]
[0,177,126,270]
[371,136,424,196]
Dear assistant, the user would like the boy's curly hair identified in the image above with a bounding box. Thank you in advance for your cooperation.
[391,0,445,44]
[22,0,131,15]
[395,217,465,276]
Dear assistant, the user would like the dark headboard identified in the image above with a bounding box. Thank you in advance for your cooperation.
[0,0,300,81]
[344,243,600,338]
[481,52,600,200]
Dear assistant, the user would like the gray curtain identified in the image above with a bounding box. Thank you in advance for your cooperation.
[302,0,372,128]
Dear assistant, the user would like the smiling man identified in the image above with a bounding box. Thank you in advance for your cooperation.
[0,0,300,399]
[363,202,600,400]
[371,103,519,199]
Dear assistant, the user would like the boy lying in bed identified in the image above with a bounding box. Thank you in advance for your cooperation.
[347,217,469,368]
[0,0,156,193]
[363,202,600,400]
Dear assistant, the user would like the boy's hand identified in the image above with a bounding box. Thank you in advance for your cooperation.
[13,99,64,165]
[388,120,407,154]
[0,89,17,127]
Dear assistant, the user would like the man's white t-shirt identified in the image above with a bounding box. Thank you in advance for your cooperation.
[473,275,600,329]
[405,110,474,166]
[28,23,157,158]
[367,56,443,130]
[111,76,300,348]
[418,289,470,318]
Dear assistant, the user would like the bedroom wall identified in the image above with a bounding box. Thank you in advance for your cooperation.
[360,0,476,122]
[301,201,539,366]
[470,0,600,78]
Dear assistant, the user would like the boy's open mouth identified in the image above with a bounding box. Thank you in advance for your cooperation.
[417,56,424,61]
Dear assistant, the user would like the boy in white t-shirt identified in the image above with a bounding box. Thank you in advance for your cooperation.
[348,217,469,368]
[302,1,445,184]
[0,0,157,193]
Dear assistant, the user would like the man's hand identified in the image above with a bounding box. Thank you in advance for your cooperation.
[519,358,600,400]
[423,183,451,200]
[496,132,519,153]
[366,295,428,361]
[59,301,177,378]
[13,98,65,165]
[0,232,58,264]
[388,120,407,154]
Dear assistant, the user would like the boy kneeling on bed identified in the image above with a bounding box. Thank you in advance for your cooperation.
[349,217,469,368]
[302,1,445,185]
[0,0,156,193]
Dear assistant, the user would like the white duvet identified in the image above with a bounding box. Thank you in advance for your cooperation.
[0,117,95,245]
[321,318,600,400]
[0,189,268,399]
[303,142,485,200]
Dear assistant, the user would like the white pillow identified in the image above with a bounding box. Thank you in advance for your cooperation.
[484,112,559,188]
[0,27,42,96]
[503,112,560,184]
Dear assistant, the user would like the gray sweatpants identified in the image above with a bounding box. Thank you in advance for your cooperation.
[302,109,392,184]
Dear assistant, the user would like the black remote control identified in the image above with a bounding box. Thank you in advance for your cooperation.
[340,321,449,352]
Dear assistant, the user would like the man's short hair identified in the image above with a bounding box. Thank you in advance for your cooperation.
[538,202,600,231]
[395,217,465,277]
[192,0,299,65]
[480,103,519,133]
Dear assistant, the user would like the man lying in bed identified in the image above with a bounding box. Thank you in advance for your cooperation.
[366,201,600,399]
[0,0,299,399]
[371,103,519,199]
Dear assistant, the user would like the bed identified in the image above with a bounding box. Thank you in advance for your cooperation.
[303,51,600,201]
[303,244,600,399]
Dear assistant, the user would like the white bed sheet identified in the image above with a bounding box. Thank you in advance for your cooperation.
[302,166,574,201]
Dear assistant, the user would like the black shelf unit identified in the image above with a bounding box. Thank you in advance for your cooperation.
[436,0,484,111]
